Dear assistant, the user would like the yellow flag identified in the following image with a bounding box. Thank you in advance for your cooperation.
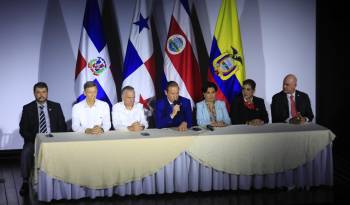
[208,0,245,107]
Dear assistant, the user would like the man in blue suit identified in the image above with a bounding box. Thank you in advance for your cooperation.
[155,81,192,131]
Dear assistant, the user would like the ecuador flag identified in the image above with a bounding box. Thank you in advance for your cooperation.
[208,0,245,110]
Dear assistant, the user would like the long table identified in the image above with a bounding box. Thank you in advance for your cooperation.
[34,123,335,202]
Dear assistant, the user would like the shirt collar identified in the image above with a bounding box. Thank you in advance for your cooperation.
[122,101,134,110]
[84,99,97,108]
[287,92,296,98]
[205,100,216,105]
[243,97,253,103]
[167,98,173,105]
[37,101,47,108]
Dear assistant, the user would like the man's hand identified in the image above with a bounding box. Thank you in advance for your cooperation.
[127,121,145,132]
[297,112,306,124]
[85,125,104,135]
[211,121,226,127]
[247,119,264,126]
[177,121,188,132]
[289,113,306,125]
[171,104,180,119]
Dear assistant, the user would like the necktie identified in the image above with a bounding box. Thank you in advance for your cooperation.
[290,95,297,118]
[39,105,47,133]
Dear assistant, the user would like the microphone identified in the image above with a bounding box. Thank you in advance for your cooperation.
[173,100,181,112]
[172,100,182,118]
[173,100,181,106]
[206,124,214,131]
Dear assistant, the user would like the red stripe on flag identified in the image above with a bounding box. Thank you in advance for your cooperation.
[208,70,231,111]
[144,54,156,84]
[165,17,202,102]
[139,95,149,109]
[75,50,87,79]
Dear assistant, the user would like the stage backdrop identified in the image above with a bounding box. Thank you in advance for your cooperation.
[0,0,315,150]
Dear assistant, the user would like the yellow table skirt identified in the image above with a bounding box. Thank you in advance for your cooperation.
[35,124,335,189]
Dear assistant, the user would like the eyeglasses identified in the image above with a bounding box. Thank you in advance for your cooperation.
[242,87,252,91]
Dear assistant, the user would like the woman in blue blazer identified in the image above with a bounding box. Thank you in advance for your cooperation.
[196,82,231,127]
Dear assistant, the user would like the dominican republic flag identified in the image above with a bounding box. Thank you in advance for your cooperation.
[163,0,202,108]
[122,0,156,111]
[74,0,117,108]
[208,0,245,110]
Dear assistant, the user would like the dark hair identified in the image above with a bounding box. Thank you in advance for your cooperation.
[202,82,217,93]
[83,81,97,90]
[243,79,256,90]
[33,82,48,92]
[166,81,179,91]
[121,86,135,95]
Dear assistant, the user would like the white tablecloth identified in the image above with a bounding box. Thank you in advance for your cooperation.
[34,123,335,201]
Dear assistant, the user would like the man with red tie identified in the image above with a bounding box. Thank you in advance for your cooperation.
[271,74,314,124]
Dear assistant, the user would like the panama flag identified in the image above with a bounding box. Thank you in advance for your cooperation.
[74,0,117,107]
[208,0,245,110]
[122,0,156,110]
[163,0,202,108]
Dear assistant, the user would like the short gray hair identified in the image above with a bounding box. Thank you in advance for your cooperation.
[121,86,135,96]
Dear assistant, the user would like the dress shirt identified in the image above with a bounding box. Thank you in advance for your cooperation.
[37,102,51,133]
[286,92,296,121]
[112,102,148,130]
[286,92,309,122]
[72,99,111,132]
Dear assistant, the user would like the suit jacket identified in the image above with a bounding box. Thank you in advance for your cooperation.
[154,96,192,129]
[271,90,314,123]
[196,100,231,127]
[230,95,269,125]
[19,100,67,143]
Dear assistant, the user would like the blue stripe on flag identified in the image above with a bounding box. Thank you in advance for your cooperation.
[94,79,112,108]
[122,40,144,80]
[75,79,113,109]
[209,38,242,103]
[83,0,106,53]
[161,71,168,97]
[77,93,86,103]
[180,0,191,16]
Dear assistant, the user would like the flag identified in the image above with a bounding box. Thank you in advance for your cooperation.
[163,0,202,108]
[208,0,245,110]
[74,0,117,107]
[122,0,156,110]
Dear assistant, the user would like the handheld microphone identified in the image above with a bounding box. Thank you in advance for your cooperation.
[173,100,180,106]
[206,124,214,131]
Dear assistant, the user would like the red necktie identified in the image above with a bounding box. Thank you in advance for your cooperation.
[290,95,297,118]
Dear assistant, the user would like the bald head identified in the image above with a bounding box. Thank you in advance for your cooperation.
[283,74,297,94]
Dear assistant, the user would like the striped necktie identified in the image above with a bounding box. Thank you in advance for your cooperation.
[39,105,47,133]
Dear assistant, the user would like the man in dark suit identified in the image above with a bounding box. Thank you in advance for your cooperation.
[19,82,66,196]
[155,81,192,131]
[271,74,314,124]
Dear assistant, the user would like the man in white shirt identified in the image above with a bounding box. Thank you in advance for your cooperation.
[72,81,111,134]
[112,86,148,131]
